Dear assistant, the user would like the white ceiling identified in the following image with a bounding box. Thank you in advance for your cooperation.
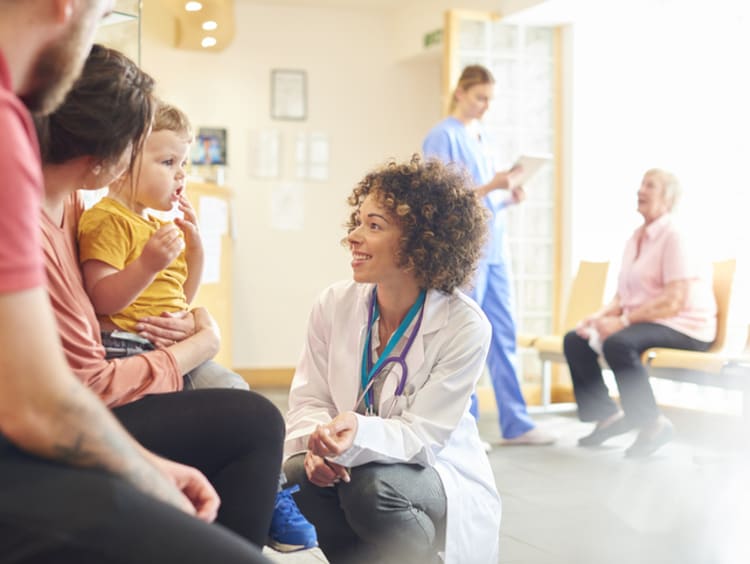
[236,0,533,14]
[236,0,411,8]
[234,0,582,24]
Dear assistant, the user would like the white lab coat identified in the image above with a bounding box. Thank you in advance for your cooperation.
[285,280,501,564]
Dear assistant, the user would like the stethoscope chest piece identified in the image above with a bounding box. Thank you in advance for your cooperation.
[359,287,426,415]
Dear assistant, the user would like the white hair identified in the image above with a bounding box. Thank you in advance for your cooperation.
[644,168,681,211]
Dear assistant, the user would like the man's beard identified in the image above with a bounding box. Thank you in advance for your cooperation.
[20,19,88,115]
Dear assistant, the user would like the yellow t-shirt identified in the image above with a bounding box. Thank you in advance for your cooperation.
[77,196,188,333]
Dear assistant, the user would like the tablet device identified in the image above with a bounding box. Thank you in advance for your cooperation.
[512,154,552,185]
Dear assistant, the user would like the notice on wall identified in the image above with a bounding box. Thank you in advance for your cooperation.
[249,128,281,178]
[294,131,329,181]
[198,196,228,284]
[271,182,304,231]
[308,132,329,181]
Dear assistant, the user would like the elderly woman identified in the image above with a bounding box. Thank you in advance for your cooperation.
[283,157,501,563]
[563,169,716,458]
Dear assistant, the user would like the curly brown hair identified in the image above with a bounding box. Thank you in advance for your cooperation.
[345,155,488,293]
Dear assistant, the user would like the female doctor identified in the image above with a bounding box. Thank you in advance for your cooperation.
[283,157,502,564]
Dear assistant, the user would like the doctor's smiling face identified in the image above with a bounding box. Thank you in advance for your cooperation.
[348,193,408,287]
[346,157,488,293]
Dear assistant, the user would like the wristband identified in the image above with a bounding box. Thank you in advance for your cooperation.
[620,313,630,327]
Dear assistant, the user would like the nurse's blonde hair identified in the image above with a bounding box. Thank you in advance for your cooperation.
[450,65,495,112]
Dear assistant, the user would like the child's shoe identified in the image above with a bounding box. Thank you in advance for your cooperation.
[267,485,318,553]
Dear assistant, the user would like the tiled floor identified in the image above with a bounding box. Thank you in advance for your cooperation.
[261,389,749,563]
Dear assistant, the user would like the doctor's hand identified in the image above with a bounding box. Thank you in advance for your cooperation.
[304,451,350,488]
[307,411,358,458]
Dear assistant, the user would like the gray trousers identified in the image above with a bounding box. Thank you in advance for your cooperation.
[183,360,249,391]
[284,453,447,564]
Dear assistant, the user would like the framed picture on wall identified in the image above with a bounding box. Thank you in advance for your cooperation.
[191,127,227,165]
[271,69,307,121]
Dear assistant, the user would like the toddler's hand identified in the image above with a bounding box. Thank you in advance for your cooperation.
[175,194,201,249]
[140,224,184,272]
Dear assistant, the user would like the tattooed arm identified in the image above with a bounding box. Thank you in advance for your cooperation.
[0,287,208,518]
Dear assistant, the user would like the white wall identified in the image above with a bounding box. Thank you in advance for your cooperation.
[142,1,442,368]
[140,0,750,368]
[569,0,750,348]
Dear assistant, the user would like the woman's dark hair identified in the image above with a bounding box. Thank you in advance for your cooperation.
[34,44,155,175]
[346,155,489,293]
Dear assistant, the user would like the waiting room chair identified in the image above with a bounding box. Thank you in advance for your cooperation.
[530,260,610,411]
[643,259,749,415]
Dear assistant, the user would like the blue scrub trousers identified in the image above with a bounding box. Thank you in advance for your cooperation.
[470,260,535,439]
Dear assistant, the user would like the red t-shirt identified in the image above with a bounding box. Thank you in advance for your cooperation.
[0,50,46,293]
[0,52,181,407]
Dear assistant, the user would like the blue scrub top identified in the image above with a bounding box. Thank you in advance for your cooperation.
[423,116,507,265]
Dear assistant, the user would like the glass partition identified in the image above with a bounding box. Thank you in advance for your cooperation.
[95,0,141,63]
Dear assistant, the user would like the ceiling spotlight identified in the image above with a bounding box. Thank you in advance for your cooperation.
[202,20,218,31]
[185,2,202,12]
[201,36,218,48]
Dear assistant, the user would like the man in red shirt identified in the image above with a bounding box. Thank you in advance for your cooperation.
[0,2,271,561]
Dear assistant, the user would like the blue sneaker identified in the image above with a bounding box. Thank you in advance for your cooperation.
[268,485,318,552]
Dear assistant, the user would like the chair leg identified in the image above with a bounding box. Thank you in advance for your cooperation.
[541,359,552,409]
[528,359,552,414]
[528,357,578,415]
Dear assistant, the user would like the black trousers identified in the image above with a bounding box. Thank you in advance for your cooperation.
[563,323,712,426]
[0,389,283,563]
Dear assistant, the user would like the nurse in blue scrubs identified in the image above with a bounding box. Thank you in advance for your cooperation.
[422,64,555,445]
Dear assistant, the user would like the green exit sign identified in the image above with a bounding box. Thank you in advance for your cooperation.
[423,29,443,49]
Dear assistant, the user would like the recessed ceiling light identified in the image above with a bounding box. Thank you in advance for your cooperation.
[185,2,202,12]
[201,36,217,48]
[202,20,218,31]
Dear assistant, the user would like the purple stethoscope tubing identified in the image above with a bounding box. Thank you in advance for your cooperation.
[360,287,426,409]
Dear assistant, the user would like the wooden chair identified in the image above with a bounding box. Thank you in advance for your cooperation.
[530,260,610,410]
[643,259,749,415]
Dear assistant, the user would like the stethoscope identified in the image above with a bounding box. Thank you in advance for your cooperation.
[357,287,426,416]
